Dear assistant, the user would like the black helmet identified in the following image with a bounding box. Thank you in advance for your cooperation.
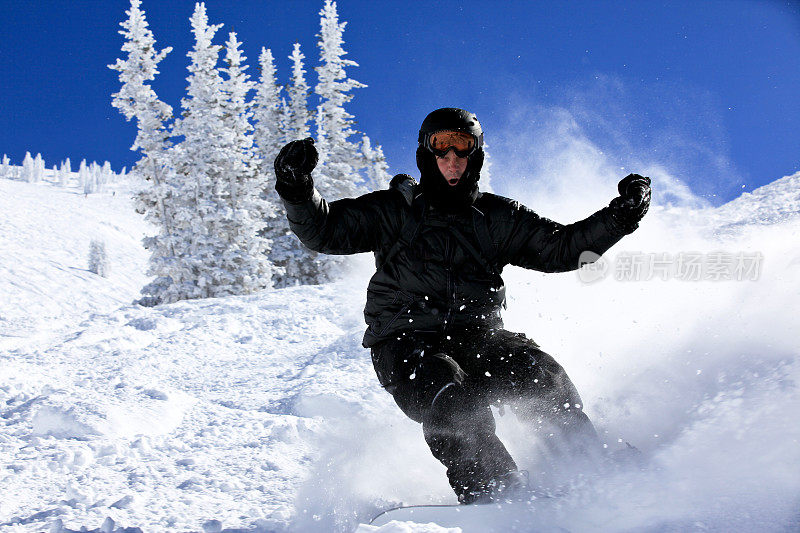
[418,108,484,157]
[416,108,485,212]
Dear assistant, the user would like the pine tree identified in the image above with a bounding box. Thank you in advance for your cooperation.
[78,159,89,192]
[0,155,10,179]
[108,0,177,304]
[89,239,111,278]
[252,46,298,288]
[258,42,327,287]
[361,135,391,190]
[86,161,100,194]
[217,31,274,294]
[253,47,286,162]
[155,2,227,302]
[290,0,372,283]
[22,152,34,182]
[481,141,494,193]
[314,0,367,201]
[101,161,113,187]
[33,153,44,183]
[59,158,72,187]
[160,5,274,302]
[286,43,311,140]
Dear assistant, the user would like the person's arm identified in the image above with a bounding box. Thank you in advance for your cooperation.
[274,137,383,255]
[505,174,651,272]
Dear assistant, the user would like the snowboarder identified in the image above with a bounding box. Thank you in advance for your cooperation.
[273,108,651,504]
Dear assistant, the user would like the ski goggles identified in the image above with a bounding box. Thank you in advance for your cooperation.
[422,130,479,158]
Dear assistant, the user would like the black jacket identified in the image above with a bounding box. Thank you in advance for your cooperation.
[282,176,630,347]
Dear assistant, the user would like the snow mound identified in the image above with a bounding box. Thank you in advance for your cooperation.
[714,170,800,226]
[357,521,461,532]
[29,387,196,439]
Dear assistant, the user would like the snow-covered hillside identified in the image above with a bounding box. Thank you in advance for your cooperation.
[0,178,149,346]
[1,172,799,532]
[715,171,800,224]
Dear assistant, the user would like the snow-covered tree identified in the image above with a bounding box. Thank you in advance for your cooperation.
[314,0,367,201]
[216,31,274,293]
[156,5,273,302]
[101,161,113,188]
[281,0,371,284]
[108,0,177,304]
[252,42,325,287]
[78,159,89,192]
[253,47,286,162]
[106,0,394,292]
[252,46,301,288]
[361,135,391,190]
[22,152,34,182]
[251,0,388,286]
[59,158,72,187]
[89,239,110,277]
[286,43,311,141]
[33,153,44,183]
[0,155,10,179]
[88,162,100,194]
[150,2,227,302]
[481,141,494,193]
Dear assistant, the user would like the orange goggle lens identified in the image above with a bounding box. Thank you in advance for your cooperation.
[428,131,476,156]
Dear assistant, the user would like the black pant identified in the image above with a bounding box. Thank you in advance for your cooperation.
[371,328,599,501]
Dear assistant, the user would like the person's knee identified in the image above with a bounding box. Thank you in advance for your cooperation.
[424,383,494,436]
[522,351,582,401]
[389,351,471,424]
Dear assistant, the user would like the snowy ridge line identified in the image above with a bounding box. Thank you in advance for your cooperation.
[712,170,800,227]
[0,156,129,193]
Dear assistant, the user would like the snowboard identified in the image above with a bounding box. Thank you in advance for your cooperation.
[368,493,564,532]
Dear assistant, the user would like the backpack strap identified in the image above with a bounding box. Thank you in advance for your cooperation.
[469,204,506,308]
[379,181,503,299]
[447,224,501,280]
[429,209,507,309]
[470,204,500,275]
[379,178,425,270]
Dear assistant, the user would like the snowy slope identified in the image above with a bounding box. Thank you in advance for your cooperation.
[2,173,799,532]
[0,176,408,532]
[0,177,150,347]
[713,170,800,226]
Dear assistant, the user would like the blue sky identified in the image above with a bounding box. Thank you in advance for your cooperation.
[1,0,798,204]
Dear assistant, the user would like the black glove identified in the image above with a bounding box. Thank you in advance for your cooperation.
[609,173,651,232]
[274,137,318,202]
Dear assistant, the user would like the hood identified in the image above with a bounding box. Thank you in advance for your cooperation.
[417,146,484,213]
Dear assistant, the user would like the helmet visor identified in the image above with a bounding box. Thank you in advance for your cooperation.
[426,130,477,157]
